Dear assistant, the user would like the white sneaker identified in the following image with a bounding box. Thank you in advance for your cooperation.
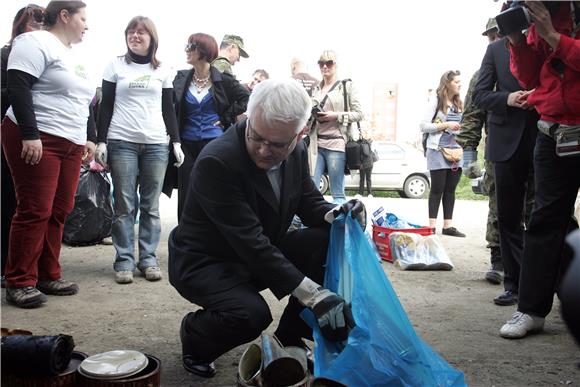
[354,194,363,199]
[500,311,544,339]
[367,194,374,198]
[143,267,162,281]
[101,236,113,245]
[115,270,133,284]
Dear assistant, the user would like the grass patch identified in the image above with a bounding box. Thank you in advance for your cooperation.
[346,175,488,200]
[455,175,488,200]
[346,190,399,198]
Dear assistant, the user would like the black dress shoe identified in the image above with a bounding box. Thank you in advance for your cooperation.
[182,355,216,378]
[494,290,518,306]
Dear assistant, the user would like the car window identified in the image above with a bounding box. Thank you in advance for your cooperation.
[376,143,404,160]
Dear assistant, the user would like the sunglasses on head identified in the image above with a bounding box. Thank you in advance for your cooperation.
[184,42,198,52]
[318,60,335,68]
[445,70,461,79]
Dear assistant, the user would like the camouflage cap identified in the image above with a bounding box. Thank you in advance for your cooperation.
[222,34,249,58]
[482,17,498,36]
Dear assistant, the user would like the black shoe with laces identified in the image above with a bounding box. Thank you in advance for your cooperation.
[442,227,466,237]
[494,290,518,306]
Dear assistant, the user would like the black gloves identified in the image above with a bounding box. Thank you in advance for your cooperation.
[333,199,367,229]
[293,278,356,342]
[311,289,356,342]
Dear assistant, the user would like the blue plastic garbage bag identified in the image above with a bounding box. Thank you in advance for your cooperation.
[302,213,466,386]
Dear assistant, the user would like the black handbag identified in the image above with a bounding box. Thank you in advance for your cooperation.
[345,138,363,170]
[342,79,364,170]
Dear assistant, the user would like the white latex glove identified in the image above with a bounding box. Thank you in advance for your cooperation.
[95,142,108,168]
[173,142,185,168]
[323,199,367,230]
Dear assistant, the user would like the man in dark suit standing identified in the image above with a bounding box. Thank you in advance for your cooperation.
[168,79,364,378]
[473,37,539,307]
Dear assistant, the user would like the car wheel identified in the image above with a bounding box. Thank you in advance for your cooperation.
[403,175,429,199]
[318,174,329,195]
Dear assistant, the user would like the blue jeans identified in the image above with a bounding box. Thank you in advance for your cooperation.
[108,141,168,271]
[312,147,346,204]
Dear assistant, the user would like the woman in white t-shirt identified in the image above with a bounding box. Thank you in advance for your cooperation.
[1,1,95,308]
[95,16,184,285]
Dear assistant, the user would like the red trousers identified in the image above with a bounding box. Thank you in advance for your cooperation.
[1,118,84,288]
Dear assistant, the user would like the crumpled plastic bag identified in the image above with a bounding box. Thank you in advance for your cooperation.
[302,213,465,386]
[389,232,454,271]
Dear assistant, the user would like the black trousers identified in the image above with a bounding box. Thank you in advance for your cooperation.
[493,127,535,294]
[518,133,580,317]
[428,168,462,219]
[358,165,373,196]
[180,226,329,363]
[177,139,212,221]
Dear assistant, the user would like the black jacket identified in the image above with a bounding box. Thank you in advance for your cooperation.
[168,121,335,301]
[1,45,10,120]
[163,66,249,196]
[473,38,538,162]
[173,66,248,132]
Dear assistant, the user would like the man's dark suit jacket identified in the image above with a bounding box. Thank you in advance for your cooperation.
[473,38,538,163]
[168,120,335,302]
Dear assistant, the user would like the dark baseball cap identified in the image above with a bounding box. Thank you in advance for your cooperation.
[222,34,249,58]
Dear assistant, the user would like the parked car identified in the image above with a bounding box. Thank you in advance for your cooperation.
[318,141,430,199]
[471,169,489,196]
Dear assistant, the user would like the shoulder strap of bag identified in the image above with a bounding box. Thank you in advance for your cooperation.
[422,96,440,157]
[308,80,341,133]
[431,96,440,123]
[319,80,341,109]
[341,79,361,137]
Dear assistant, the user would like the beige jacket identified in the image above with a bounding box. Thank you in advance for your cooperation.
[307,79,364,174]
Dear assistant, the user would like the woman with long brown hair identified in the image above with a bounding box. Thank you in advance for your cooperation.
[420,70,465,237]
[95,16,183,285]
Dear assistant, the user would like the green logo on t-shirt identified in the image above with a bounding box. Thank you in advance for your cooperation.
[75,65,88,79]
[129,75,151,89]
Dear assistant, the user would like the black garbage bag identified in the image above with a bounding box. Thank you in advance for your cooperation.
[63,164,113,246]
[1,334,75,375]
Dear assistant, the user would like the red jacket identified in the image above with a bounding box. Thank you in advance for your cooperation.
[509,4,580,125]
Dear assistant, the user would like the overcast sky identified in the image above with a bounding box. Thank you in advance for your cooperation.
[2,0,503,141]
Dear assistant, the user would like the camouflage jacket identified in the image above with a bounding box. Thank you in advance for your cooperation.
[211,56,234,76]
[457,70,487,150]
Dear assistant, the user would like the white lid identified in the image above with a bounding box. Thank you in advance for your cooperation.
[79,350,148,378]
